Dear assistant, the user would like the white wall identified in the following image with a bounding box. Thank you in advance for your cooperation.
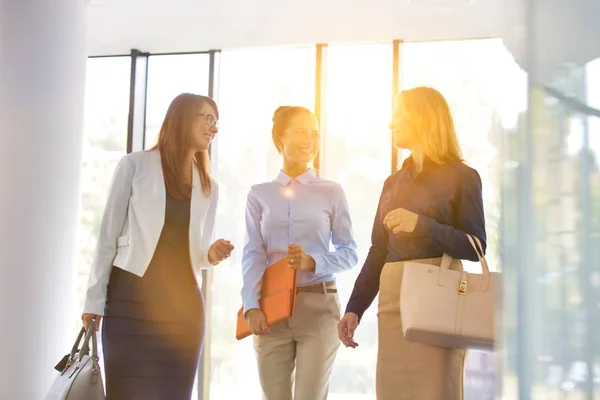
[0,0,87,397]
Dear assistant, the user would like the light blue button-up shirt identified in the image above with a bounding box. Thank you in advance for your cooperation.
[241,169,358,314]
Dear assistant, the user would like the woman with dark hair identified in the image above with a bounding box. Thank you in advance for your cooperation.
[82,93,234,399]
[241,106,358,400]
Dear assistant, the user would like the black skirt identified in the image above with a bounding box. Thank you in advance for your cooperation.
[102,192,204,400]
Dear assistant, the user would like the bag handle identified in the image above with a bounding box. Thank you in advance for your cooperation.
[466,234,484,259]
[466,234,491,290]
[62,319,100,374]
[436,253,454,286]
[78,321,99,362]
[69,326,87,360]
[63,321,101,379]
[438,234,491,291]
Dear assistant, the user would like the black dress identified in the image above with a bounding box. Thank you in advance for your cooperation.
[102,192,204,400]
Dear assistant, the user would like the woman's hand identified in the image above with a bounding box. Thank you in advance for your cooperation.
[246,309,270,335]
[82,313,102,331]
[286,244,316,271]
[208,238,234,265]
[384,208,419,234]
[338,312,359,348]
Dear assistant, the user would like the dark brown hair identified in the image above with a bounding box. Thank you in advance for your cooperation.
[151,93,218,199]
[271,105,313,153]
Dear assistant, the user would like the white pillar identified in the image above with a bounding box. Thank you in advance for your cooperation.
[0,0,86,398]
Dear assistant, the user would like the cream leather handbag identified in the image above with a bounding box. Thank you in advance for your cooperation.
[45,322,105,400]
[399,234,499,350]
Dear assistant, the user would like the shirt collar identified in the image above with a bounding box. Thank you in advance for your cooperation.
[276,169,318,186]
[401,155,439,172]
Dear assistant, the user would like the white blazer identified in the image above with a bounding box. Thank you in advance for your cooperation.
[83,149,218,316]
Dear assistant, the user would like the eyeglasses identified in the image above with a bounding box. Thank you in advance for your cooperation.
[198,113,219,128]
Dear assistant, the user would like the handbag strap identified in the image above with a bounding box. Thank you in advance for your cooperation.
[78,320,99,362]
[466,234,491,290]
[437,234,491,291]
[466,234,484,259]
[436,253,455,287]
[69,326,87,359]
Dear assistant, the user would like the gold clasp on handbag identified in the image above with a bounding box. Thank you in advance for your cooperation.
[459,280,467,295]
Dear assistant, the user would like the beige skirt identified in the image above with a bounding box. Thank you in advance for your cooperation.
[376,258,467,400]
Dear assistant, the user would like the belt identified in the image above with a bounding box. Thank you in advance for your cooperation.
[296,281,337,294]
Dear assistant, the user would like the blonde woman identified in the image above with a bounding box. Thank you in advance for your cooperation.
[337,87,486,400]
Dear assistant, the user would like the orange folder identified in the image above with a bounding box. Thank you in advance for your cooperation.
[236,258,297,340]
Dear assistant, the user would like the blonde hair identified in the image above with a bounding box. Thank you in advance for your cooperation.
[397,87,463,164]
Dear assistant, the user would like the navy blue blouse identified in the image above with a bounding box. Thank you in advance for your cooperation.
[345,156,487,321]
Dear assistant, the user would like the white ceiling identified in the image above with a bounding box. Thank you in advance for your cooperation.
[86,0,600,85]
[85,0,514,55]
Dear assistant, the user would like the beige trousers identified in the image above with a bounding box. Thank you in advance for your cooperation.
[253,285,341,400]
[377,258,467,400]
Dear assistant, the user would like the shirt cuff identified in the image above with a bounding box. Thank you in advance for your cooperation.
[200,246,213,267]
[344,302,365,323]
[309,252,327,275]
[243,299,260,317]
[83,299,106,317]
[413,214,436,236]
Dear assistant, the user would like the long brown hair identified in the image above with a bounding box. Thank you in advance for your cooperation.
[151,93,218,199]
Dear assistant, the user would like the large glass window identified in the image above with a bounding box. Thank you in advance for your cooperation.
[322,43,393,399]
[402,38,527,399]
[144,54,211,149]
[77,57,131,322]
[500,59,600,398]
[208,46,316,399]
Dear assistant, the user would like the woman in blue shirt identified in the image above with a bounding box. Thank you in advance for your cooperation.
[241,106,359,400]
[338,87,487,400]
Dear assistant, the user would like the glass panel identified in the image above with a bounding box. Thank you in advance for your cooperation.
[500,1,600,396]
[508,66,600,399]
[78,57,131,325]
[589,58,600,400]
[402,38,528,399]
[513,90,600,399]
[498,0,600,391]
[144,54,211,149]
[322,43,392,399]
[209,46,316,399]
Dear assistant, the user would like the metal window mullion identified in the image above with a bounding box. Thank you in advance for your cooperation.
[391,39,403,173]
[208,50,221,100]
[516,0,536,395]
[578,68,594,400]
[314,44,328,177]
[126,49,149,153]
[197,48,221,400]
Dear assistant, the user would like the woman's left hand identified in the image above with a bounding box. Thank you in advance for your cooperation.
[384,208,419,234]
[208,238,234,265]
[286,244,316,271]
